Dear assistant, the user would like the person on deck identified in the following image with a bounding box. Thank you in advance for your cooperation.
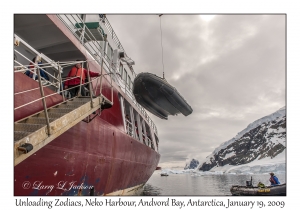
[64,60,100,98]
[269,172,280,186]
[25,56,50,81]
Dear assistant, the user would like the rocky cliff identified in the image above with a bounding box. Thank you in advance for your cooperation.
[184,159,200,169]
[198,107,286,171]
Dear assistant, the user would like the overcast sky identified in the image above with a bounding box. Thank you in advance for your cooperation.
[107,14,286,168]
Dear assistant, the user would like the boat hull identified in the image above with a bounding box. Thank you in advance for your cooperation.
[14,117,160,195]
[230,184,286,196]
[14,14,160,196]
[14,72,160,196]
[133,72,192,120]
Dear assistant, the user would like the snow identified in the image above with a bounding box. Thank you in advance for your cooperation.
[160,168,186,174]
[180,107,286,177]
[162,149,285,176]
[163,148,286,177]
[224,151,236,159]
[209,149,286,174]
[198,106,286,169]
[265,126,286,146]
[211,106,286,155]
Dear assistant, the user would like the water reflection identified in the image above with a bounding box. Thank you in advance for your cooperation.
[142,184,161,196]
[143,171,286,196]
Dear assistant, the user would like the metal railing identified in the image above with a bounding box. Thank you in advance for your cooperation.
[125,118,133,137]
[56,14,157,135]
[14,56,107,134]
[102,15,125,53]
[118,74,158,134]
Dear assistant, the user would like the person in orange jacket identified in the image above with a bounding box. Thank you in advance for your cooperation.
[64,60,100,98]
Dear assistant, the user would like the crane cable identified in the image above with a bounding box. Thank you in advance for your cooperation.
[159,14,165,79]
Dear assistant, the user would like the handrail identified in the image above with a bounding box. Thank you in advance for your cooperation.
[35,63,51,135]
[14,49,61,91]
[55,14,157,135]
[102,16,125,52]
[57,15,106,66]
[14,55,103,108]
[125,118,133,136]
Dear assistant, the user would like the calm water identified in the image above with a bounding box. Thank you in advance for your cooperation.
[143,170,286,196]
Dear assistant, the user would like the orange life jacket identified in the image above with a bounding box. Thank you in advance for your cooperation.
[69,67,86,82]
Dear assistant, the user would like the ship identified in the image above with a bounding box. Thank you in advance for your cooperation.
[14,14,161,196]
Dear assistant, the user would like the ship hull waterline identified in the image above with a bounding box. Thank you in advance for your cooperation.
[14,14,160,195]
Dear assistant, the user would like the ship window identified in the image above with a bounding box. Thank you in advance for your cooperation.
[122,97,156,149]
[154,134,159,151]
[107,43,113,61]
[123,69,127,83]
[119,62,123,77]
[123,99,134,137]
[99,41,104,51]
[143,122,154,149]
[128,75,131,88]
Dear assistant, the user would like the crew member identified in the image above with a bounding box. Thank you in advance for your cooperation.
[64,60,100,98]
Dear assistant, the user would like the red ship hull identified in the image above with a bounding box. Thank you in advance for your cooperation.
[14,73,160,196]
[14,14,160,195]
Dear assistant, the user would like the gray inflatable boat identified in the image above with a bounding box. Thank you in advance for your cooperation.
[133,72,193,120]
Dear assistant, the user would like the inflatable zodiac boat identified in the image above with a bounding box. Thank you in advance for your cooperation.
[133,72,193,120]
[230,183,286,196]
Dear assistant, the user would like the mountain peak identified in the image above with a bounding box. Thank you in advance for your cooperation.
[197,107,286,172]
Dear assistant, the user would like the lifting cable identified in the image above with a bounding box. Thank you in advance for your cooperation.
[159,14,165,79]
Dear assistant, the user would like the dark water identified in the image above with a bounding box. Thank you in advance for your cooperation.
[143,170,286,196]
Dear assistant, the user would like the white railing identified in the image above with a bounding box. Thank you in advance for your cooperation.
[125,118,134,137]
[14,53,106,132]
[56,14,157,135]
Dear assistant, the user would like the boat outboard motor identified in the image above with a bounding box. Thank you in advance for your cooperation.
[246,176,253,187]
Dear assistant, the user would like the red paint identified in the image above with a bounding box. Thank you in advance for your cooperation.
[14,14,160,196]
[14,113,160,195]
[14,64,160,196]
[14,72,63,122]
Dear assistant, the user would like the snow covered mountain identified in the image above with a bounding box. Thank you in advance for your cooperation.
[197,106,286,172]
[184,159,199,169]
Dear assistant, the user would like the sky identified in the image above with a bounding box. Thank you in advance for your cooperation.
[106,14,286,168]
[4,0,299,207]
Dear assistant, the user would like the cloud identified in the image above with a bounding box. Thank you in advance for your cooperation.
[108,14,286,167]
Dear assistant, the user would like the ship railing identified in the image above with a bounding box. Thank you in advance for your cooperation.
[14,35,63,92]
[101,16,158,134]
[14,59,102,101]
[141,132,146,145]
[122,81,158,135]
[125,119,133,137]
[56,15,115,102]
[56,14,157,135]
[14,60,63,135]
[146,136,155,150]
[14,58,105,135]
[60,60,114,104]
[139,131,155,150]
[56,15,113,75]
[113,64,158,134]
[101,15,125,53]
[14,58,63,95]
